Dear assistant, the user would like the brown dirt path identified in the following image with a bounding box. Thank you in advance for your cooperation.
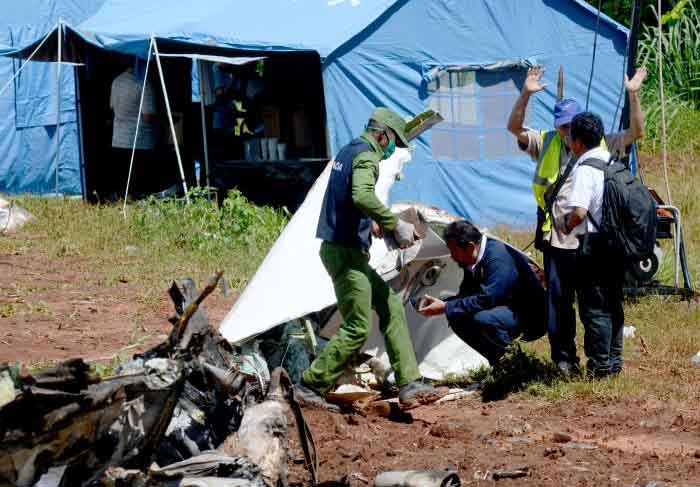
[289,395,700,486]
[0,250,236,364]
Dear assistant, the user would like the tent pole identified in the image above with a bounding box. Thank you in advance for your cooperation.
[122,38,155,217]
[74,66,88,200]
[152,37,189,201]
[55,19,63,196]
[196,60,211,198]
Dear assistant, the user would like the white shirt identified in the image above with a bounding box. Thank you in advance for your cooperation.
[566,146,610,235]
[471,234,487,272]
[521,129,628,249]
[110,69,158,150]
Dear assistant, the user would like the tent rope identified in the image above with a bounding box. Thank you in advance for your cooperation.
[657,0,672,205]
[585,0,603,110]
[0,26,55,98]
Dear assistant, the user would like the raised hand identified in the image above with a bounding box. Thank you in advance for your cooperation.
[625,67,647,93]
[524,65,548,94]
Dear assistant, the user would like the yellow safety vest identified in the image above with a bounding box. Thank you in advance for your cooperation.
[532,131,607,233]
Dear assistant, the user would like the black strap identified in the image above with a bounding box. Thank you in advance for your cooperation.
[576,156,611,231]
[544,153,577,218]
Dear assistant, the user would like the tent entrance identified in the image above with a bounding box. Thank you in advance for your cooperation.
[200,52,328,211]
[76,46,194,202]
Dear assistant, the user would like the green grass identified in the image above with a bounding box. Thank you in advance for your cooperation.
[637,0,700,155]
[0,188,288,294]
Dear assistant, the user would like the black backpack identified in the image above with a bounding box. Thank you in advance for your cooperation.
[579,158,658,263]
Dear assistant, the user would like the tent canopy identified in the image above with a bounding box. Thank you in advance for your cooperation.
[1,0,401,60]
[1,1,630,227]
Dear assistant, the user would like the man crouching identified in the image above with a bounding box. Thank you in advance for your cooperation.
[418,221,545,366]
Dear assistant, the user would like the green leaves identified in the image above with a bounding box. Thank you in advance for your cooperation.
[131,188,288,257]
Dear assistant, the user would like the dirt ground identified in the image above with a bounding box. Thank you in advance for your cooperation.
[288,395,700,486]
[0,250,235,364]
[2,248,700,485]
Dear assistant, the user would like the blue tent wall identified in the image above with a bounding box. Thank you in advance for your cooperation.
[0,1,105,195]
[1,0,628,226]
[322,0,627,228]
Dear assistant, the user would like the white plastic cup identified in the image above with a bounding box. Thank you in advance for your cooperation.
[244,141,254,161]
[277,142,287,160]
[268,137,278,161]
[260,137,269,160]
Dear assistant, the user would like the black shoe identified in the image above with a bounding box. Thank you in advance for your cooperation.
[556,361,581,377]
[398,380,448,410]
[293,383,340,412]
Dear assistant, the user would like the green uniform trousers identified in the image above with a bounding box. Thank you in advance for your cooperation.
[302,241,421,393]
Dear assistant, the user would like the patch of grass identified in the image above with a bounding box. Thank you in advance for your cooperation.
[1,188,288,293]
[479,343,561,402]
[0,303,19,318]
[637,0,700,155]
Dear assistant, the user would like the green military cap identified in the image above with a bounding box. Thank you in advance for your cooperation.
[370,107,410,148]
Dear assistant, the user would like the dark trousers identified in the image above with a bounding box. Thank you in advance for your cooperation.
[576,236,625,377]
[98,148,156,200]
[544,246,580,365]
[448,306,519,366]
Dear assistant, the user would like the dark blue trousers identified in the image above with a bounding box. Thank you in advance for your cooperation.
[448,306,520,366]
[576,237,625,377]
[544,246,580,365]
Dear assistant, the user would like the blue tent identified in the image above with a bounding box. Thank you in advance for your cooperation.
[2,0,628,227]
[0,0,106,195]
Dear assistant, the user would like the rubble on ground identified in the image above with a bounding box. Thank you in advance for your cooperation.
[0,273,317,487]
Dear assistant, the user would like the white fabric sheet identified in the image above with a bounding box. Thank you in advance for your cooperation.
[219,148,411,344]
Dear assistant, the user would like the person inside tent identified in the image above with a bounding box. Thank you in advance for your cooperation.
[506,65,646,375]
[416,220,545,366]
[108,62,159,199]
[294,107,447,410]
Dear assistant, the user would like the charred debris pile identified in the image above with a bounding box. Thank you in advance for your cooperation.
[0,272,318,487]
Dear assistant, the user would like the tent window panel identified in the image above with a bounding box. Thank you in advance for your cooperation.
[450,70,476,95]
[484,131,520,160]
[482,94,519,129]
[426,66,525,162]
[427,71,452,94]
[456,132,481,161]
[431,129,456,160]
[429,95,452,125]
[453,96,477,127]
[477,71,521,96]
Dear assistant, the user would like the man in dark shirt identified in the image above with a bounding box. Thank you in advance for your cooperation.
[418,221,545,366]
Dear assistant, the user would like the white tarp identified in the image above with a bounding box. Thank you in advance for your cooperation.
[219,148,488,379]
[0,197,34,234]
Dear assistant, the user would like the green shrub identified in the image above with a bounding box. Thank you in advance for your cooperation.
[638,0,700,154]
[131,187,288,258]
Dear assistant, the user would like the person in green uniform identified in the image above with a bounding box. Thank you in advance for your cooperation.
[295,107,444,410]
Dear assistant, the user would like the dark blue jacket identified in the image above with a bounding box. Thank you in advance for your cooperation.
[316,138,373,250]
[445,238,546,341]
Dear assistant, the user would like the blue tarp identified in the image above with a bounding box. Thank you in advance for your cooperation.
[0,1,106,195]
[2,0,628,227]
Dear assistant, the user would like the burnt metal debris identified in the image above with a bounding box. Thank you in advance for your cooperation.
[0,272,317,487]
